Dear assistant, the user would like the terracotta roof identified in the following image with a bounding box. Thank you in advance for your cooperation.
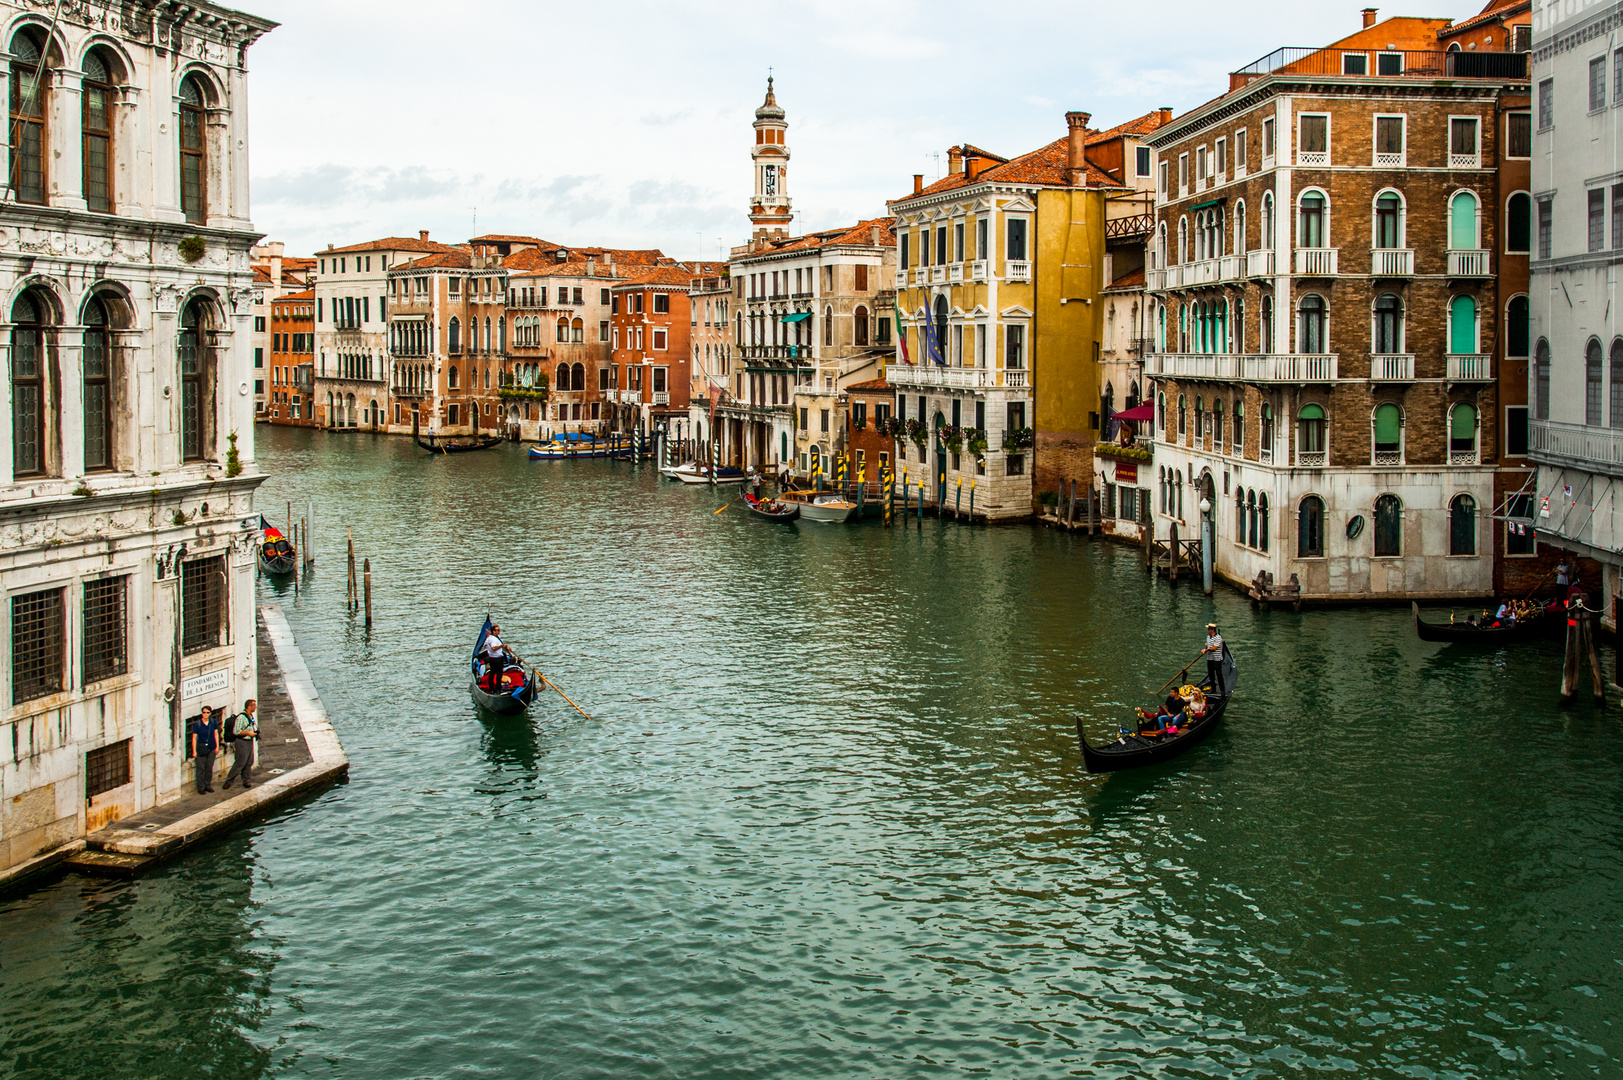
[508,261,628,280]
[749,217,897,254]
[252,266,273,284]
[499,246,670,271]
[958,144,1007,163]
[284,256,317,269]
[616,263,725,288]
[468,233,558,246]
[395,251,473,271]
[1086,108,1174,145]
[1106,266,1146,290]
[274,289,314,302]
[1439,0,1529,38]
[898,135,1125,202]
[324,236,461,255]
[845,377,892,392]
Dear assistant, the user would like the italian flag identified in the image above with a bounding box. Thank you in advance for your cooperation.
[894,296,911,364]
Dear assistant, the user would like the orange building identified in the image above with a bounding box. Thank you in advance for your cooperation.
[266,289,315,426]
[610,263,723,436]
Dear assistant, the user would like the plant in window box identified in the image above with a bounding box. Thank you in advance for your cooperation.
[964,427,989,459]
[938,424,963,452]
[178,235,207,263]
[849,412,866,430]
[905,418,929,447]
[1002,426,1035,451]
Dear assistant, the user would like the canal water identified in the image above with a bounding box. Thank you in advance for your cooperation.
[3,425,1622,1079]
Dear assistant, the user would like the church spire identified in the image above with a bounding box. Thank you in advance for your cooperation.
[749,75,792,242]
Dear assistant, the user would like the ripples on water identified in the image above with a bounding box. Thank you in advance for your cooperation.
[3,426,1622,1079]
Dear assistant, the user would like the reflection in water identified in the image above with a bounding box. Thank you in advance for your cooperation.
[1,425,1621,1079]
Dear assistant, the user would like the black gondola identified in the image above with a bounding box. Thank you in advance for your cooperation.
[1411,601,1559,644]
[469,619,538,714]
[743,492,799,522]
[1078,649,1237,773]
[257,517,296,575]
[413,413,504,454]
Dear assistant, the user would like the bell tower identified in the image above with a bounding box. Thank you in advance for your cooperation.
[749,76,792,242]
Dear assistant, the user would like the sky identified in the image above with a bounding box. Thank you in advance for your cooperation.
[245,0,1495,263]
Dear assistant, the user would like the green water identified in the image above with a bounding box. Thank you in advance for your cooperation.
[3,425,1622,1079]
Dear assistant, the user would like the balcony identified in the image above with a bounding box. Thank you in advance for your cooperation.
[1006,260,1031,282]
[1185,258,1221,285]
[1146,268,1168,292]
[1450,449,1480,466]
[1448,249,1490,277]
[1530,419,1623,477]
[1296,450,1327,467]
[885,364,1032,392]
[1447,354,1492,381]
[652,391,670,405]
[1448,151,1482,170]
[1294,247,1339,276]
[1246,249,1276,277]
[1147,352,1338,383]
[1005,368,1027,388]
[1374,450,1404,467]
[970,260,988,281]
[1370,248,1414,276]
[1219,254,1243,281]
[1370,354,1414,381]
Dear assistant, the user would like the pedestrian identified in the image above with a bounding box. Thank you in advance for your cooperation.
[1202,622,1227,697]
[222,698,258,790]
[1556,560,1571,588]
[189,705,221,794]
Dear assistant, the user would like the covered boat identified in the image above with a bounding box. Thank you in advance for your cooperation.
[785,491,857,523]
[743,492,799,522]
[1411,601,1560,644]
[469,619,538,714]
[662,462,748,485]
[257,517,296,575]
[1078,647,1237,773]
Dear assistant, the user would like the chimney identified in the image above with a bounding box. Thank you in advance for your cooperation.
[1362,7,1377,28]
[419,229,430,242]
[587,258,596,276]
[947,146,963,175]
[1159,107,1174,124]
[913,173,924,195]
[326,243,334,251]
[870,224,880,245]
[1066,110,1092,186]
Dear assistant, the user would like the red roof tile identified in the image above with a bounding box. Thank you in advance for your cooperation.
[1106,266,1146,290]
[845,377,893,392]
[324,236,461,255]
[748,217,897,254]
[898,135,1125,202]
[274,289,315,302]
[395,251,473,271]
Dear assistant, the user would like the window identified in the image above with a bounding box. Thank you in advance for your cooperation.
[1343,52,1368,75]
[1375,193,1402,248]
[1234,399,1244,451]
[1507,192,1532,253]
[82,49,116,212]
[1298,295,1326,353]
[1539,78,1554,129]
[83,295,114,471]
[1450,494,1477,555]
[1590,190,1606,252]
[652,329,667,350]
[854,305,869,346]
[1612,339,1623,428]
[1508,295,1530,358]
[1246,490,1257,546]
[1258,494,1270,551]
[1178,153,1188,192]
[83,575,128,684]
[900,232,910,269]
[181,555,226,654]
[1374,294,1403,353]
[1537,198,1552,259]
[1449,191,1479,250]
[1374,115,1405,165]
[11,586,63,704]
[1298,113,1329,164]
[1587,339,1605,424]
[1136,146,1152,177]
[11,290,51,479]
[1449,295,1477,355]
[653,293,670,314]
[936,225,948,264]
[1007,218,1028,261]
[1298,192,1326,247]
[1614,186,1623,249]
[1534,338,1551,420]
[8,28,48,205]
[1373,494,1403,557]
[1298,403,1327,459]
[85,738,132,798]
[1158,160,1169,198]
[1262,116,1275,161]
[1506,112,1531,158]
[179,75,208,223]
[856,263,869,291]
[1178,394,1187,437]
[179,298,214,462]
[449,316,461,353]
[600,320,609,342]
[1617,48,1623,103]
[1380,51,1402,75]
[1373,402,1403,463]
[448,365,459,389]
[1592,56,1607,111]
[1450,404,1479,462]
[1006,324,1025,368]
[1506,406,1530,456]
[1235,129,1247,170]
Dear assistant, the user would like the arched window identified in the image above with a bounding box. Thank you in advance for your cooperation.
[1247,489,1258,548]
[1177,394,1187,437]
[1157,392,1166,431]
[179,75,208,224]
[1261,192,1274,248]
[1373,293,1404,354]
[1234,200,1247,254]
[1298,495,1325,557]
[1374,192,1403,249]
[1258,494,1270,552]
[1176,470,1184,519]
[556,363,569,391]
[1212,397,1225,448]
[10,290,53,477]
[854,305,869,346]
[82,49,118,213]
[1178,217,1188,263]
[1587,339,1604,425]
[571,362,584,389]
[1155,222,1167,268]
[824,306,834,347]
[1261,403,1275,456]
[1234,398,1245,451]
[1260,294,1273,354]
[83,295,115,470]
[556,317,568,343]
[448,316,461,353]
[178,297,214,461]
[1449,191,1479,250]
[482,316,491,351]
[1298,191,1327,247]
[1298,295,1326,353]
[1507,192,1532,253]
[1450,494,1477,556]
[1374,494,1403,557]
[1235,490,1246,537]
[1507,296,1529,359]
[1611,339,1623,429]
[1194,396,1204,440]
[448,365,459,390]
[1450,403,1479,462]
[1373,402,1403,465]
[1298,403,1327,460]
[571,318,584,344]
[933,295,948,361]
[1535,338,1551,420]
[499,317,507,353]
[8,28,50,205]
[1448,295,1478,355]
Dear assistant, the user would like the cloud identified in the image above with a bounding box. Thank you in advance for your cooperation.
[256,164,461,208]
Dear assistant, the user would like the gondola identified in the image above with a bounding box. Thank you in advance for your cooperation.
[743,492,799,522]
[1411,601,1559,644]
[413,413,505,454]
[257,518,296,575]
[469,618,538,714]
[1078,649,1237,773]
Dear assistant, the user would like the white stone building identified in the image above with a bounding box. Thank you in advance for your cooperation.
[0,1,274,879]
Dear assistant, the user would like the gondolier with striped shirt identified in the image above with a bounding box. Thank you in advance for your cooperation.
[1202,623,1226,697]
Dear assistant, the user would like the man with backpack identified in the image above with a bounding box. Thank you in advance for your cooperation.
[221,698,258,790]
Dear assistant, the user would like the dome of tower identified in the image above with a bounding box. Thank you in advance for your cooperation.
[755,76,785,121]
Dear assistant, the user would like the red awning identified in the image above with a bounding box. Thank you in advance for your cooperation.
[1112,403,1155,421]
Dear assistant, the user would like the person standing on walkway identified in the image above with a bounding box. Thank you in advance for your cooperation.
[222,699,258,790]
[1202,623,1227,697]
[190,705,221,794]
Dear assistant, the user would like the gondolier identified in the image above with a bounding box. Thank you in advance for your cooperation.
[1203,623,1226,696]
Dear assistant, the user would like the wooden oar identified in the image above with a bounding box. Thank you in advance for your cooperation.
[714,494,744,515]
[1151,651,1206,698]
[541,673,594,721]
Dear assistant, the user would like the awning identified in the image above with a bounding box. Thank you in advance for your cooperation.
[1112,403,1156,422]
[780,312,811,323]
[1187,197,1226,211]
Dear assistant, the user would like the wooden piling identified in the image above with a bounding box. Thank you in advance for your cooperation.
[363,557,372,628]
[1561,604,1581,704]
[1169,521,1180,583]
[1586,608,1605,704]
[346,529,357,612]
[1144,522,1153,570]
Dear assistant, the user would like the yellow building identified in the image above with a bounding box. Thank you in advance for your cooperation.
[887,111,1151,518]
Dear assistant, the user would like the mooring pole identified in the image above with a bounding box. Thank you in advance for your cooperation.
[1586,606,1605,704]
[918,479,925,528]
[347,529,357,612]
[902,470,909,522]
[969,477,975,524]
[1169,521,1180,584]
[1561,601,1581,704]
[955,477,962,520]
[363,557,373,628]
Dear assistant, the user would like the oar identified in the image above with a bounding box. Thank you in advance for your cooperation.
[541,673,594,722]
[714,494,744,515]
[1151,651,1206,699]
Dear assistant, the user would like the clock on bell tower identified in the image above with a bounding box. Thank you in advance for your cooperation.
[749,76,792,241]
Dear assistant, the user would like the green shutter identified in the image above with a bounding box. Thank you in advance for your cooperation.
[1449,295,1476,354]
[1374,403,1401,444]
[1450,192,1478,250]
[1451,404,1477,441]
[1300,403,1325,420]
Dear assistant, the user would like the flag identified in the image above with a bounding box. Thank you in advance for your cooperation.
[259,515,284,543]
[923,299,945,366]
[894,296,912,365]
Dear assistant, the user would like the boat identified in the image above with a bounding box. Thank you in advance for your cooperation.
[257,517,296,575]
[785,491,858,523]
[469,619,538,714]
[528,434,628,460]
[1078,649,1237,773]
[661,462,749,485]
[743,492,799,522]
[413,413,505,454]
[1411,601,1560,644]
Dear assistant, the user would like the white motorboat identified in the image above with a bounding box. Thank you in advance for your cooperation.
[793,493,858,523]
[663,462,749,486]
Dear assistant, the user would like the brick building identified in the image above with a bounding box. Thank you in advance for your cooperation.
[265,289,315,425]
[844,377,897,491]
[502,253,624,438]
[250,242,312,419]
[611,265,722,438]
[1141,8,1530,601]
